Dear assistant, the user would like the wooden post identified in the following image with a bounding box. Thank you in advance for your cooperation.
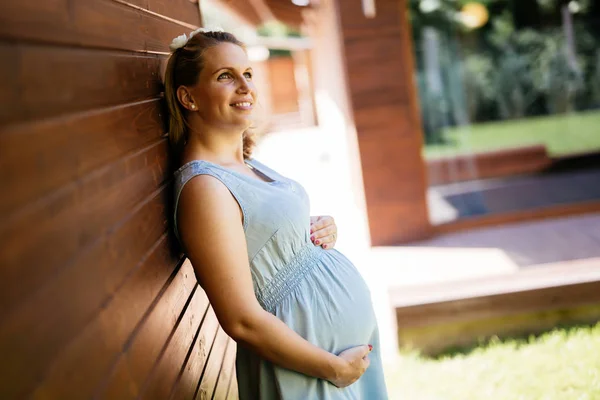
[335,0,432,245]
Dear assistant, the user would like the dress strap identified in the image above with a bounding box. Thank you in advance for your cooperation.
[246,158,286,182]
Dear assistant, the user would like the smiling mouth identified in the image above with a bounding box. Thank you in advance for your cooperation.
[230,102,253,107]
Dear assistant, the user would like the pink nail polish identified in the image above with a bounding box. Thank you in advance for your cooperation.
[315,240,320,245]
[310,236,315,241]
[323,244,328,249]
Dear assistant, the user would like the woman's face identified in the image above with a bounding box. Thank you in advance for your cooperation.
[189,42,257,130]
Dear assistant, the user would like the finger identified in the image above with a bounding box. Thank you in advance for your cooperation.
[358,344,372,358]
[310,215,334,233]
[318,234,337,249]
[311,227,336,244]
[362,356,371,370]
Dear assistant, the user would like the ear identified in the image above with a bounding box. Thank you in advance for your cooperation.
[176,86,197,111]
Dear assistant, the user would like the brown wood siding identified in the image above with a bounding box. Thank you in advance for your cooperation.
[267,56,300,115]
[426,145,552,185]
[336,0,432,245]
[0,1,238,399]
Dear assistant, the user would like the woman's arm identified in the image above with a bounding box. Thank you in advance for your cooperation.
[177,175,370,387]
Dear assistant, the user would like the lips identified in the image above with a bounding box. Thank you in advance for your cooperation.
[230,100,254,111]
[231,102,253,107]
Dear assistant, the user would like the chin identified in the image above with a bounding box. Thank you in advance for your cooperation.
[234,118,254,130]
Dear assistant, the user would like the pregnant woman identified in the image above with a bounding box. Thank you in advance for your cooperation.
[167,29,388,399]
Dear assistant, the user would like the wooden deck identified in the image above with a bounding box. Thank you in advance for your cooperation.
[420,213,600,267]
[387,214,600,354]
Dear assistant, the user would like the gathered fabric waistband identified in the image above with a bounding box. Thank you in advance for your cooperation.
[255,244,322,313]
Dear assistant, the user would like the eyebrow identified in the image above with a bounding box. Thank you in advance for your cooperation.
[212,66,253,75]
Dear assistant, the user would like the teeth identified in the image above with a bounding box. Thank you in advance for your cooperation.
[233,102,252,107]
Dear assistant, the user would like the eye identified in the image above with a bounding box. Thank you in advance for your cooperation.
[243,71,253,80]
[218,72,233,80]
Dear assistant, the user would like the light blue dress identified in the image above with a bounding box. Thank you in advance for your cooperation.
[173,158,388,400]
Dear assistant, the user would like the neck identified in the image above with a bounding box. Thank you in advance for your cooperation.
[183,122,246,165]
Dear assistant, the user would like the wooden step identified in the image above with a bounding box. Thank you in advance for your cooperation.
[390,258,600,354]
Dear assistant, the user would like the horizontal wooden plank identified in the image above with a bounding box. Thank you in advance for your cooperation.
[27,236,179,400]
[427,145,551,185]
[435,200,600,236]
[212,340,237,400]
[0,186,172,400]
[138,286,210,400]
[121,0,202,27]
[168,306,221,400]
[96,260,199,399]
[265,1,305,27]
[0,42,164,126]
[196,328,230,400]
[217,1,263,27]
[0,98,165,216]
[395,280,600,328]
[0,139,169,316]
[0,0,196,53]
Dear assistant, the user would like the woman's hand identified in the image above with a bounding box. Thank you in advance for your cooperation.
[310,215,337,249]
[328,345,372,388]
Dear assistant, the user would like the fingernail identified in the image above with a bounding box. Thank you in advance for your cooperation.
[310,236,315,241]
[315,239,320,245]
[368,344,373,351]
[323,244,328,249]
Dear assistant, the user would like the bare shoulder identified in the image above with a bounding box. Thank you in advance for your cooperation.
[177,174,242,227]
[180,173,235,204]
[181,173,229,196]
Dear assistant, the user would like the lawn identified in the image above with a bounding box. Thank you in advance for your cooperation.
[424,110,600,160]
[385,323,600,400]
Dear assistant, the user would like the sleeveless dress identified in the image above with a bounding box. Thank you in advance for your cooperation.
[173,158,388,400]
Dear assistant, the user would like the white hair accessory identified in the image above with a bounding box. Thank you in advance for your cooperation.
[169,33,188,51]
[169,27,225,52]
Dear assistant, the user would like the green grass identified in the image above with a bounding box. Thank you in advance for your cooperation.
[385,323,600,400]
[424,110,600,160]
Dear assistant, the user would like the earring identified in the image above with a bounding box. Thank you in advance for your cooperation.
[191,104,196,109]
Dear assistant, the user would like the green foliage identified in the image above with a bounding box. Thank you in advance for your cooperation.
[268,49,292,58]
[424,109,600,158]
[466,24,585,118]
[386,323,600,400]
[257,21,301,38]
[409,0,600,145]
[592,51,600,107]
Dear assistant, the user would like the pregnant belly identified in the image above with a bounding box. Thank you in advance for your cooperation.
[274,248,378,353]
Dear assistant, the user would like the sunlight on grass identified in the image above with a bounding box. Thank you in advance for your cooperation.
[424,110,600,159]
[385,323,600,400]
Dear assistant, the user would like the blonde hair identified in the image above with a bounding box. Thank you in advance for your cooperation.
[164,31,256,161]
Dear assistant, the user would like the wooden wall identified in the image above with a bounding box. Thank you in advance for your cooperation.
[0,1,237,399]
[335,0,432,245]
[267,56,300,115]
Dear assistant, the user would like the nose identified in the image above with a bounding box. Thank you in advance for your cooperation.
[237,77,252,94]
